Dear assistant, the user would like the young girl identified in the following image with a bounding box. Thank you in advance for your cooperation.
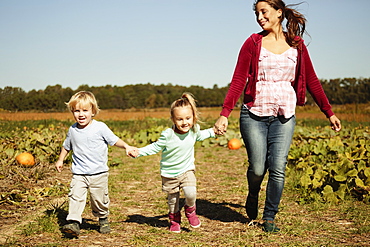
[55,91,137,237]
[132,93,215,233]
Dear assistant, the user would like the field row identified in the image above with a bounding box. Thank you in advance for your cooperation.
[1,108,369,122]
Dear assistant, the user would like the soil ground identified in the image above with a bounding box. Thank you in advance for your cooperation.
[1,146,369,246]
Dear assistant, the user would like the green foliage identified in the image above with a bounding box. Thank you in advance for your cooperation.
[0,83,231,112]
[1,117,370,245]
[288,125,370,204]
[105,118,172,133]
[1,117,369,210]
[0,121,70,168]
[2,78,369,112]
[132,125,167,147]
[0,120,70,206]
[320,77,370,105]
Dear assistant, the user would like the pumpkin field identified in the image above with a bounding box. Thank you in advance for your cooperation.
[0,105,369,246]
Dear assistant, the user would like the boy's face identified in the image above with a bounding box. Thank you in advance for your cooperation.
[172,106,194,134]
[73,103,94,128]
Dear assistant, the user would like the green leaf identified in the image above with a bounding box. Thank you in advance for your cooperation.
[334,175,347,182]
[296,160,308,169]
[364,167,370,178]
[322,185,338,203]
[5,148,14,158]
[312,178,322,189]
[355,178,365,187]
[306,166,314,175]
[328,136,344,152]
[313,168,328,181]
[201,138,211,147]
[335,184,347,200]
[218,137,228,146]
[357,160,367,172]
[346,169,358,177]
[343,158,355,170]
[300,174,311,188]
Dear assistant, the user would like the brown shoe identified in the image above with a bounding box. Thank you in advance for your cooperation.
[62,221,80,237]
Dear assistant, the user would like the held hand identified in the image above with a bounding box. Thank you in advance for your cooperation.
[55,160,63,173]
[214,116,228,135]
[126,146,139,158]
[329,115,341,132]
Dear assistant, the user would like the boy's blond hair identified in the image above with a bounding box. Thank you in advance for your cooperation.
[66,91,100,115]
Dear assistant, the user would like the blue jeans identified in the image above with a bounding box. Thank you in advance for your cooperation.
[240,106,295,221]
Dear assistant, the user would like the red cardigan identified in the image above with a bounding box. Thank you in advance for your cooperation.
[220,33,334,118]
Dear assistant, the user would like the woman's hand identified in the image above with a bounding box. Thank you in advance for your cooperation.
[214,116,228,135]
[329,115,341,132]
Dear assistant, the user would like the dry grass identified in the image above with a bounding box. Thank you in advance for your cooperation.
[1,105,369,246]
[0,108,235,121]
[1,105,369,123]
[1,146,369,246]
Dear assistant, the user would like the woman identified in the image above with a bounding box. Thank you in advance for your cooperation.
[214,0,341,232]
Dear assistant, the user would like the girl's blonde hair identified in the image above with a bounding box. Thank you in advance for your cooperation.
[66,91,100,116]
[170,92,200,130]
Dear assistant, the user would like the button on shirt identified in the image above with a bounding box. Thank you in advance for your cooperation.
[248,47,298,118]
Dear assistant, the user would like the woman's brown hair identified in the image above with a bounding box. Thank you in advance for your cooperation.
[254,0,307,47]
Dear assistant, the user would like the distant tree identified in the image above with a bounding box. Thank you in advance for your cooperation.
[145,94,157,108]
[1,78,368,112]
[0,87,26,111]
[42,85,66,111]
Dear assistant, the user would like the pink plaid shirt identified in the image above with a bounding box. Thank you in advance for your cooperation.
[248,47,298,118]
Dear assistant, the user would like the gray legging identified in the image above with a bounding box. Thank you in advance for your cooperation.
[167,186,196,213]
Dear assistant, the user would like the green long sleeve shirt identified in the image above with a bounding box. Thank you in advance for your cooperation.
[138,125,215,178]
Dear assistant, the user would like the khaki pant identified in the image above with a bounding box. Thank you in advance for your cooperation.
[66,172,110,223]
[162,170,196,194]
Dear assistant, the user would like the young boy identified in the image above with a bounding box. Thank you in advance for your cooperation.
[55,91,137,237]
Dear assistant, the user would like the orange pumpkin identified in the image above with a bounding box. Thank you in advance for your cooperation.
[228,138,242,150]
[16,152,35,167]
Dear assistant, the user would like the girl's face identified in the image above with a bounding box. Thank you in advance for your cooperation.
[73,102,94,128]
[172,106,194,134]
[255,1,282,31]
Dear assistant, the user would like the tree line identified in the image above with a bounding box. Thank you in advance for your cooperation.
[0,77,369,112]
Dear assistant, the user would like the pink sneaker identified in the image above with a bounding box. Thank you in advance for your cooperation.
[185,205,201,228]
[168,212,181,233]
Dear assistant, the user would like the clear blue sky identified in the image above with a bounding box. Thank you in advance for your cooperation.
[1,0,369,92]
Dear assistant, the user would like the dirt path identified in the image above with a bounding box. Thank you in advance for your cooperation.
[1,147,369,246]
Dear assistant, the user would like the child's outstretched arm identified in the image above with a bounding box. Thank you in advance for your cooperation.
[55,147,70,172]
[114,139,139,157]
[134,128,168,158]
[196,125,216,141]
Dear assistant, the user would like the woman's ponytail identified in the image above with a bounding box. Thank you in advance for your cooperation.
[284,5,307,47]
